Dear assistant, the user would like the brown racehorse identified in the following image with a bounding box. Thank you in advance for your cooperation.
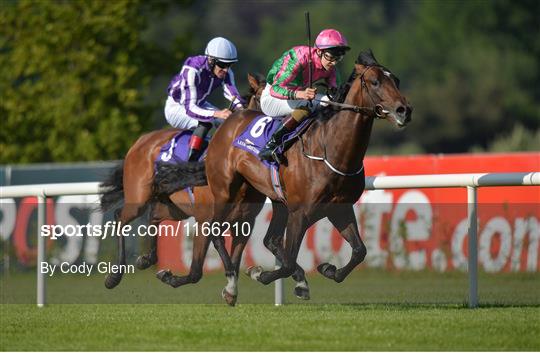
[198,50,413,289]
[100,73,310,305]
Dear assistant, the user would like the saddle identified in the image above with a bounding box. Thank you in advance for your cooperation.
[155,120,222,169]
[232,114,314,168]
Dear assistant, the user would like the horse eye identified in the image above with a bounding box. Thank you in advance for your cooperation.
[371,79,379,87]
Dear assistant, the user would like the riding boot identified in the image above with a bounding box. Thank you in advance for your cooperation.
[187,122,212,161]
[258,108,308,163]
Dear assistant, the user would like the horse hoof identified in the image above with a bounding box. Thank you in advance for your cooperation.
[245,266,263,281]
[294,286,310,300]
[104,273,122,289]
[136,254,157,270]
[222,288,237,307]
[156,269,172,282]
[317,263,337,280]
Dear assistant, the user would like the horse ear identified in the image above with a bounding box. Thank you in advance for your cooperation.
[247,73,259,90]
[356,49,378,66]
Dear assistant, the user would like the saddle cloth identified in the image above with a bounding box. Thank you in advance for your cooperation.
[232,115,313,168]
[155,130,208,170]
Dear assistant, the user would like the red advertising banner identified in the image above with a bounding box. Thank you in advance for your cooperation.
[1,153,537,273]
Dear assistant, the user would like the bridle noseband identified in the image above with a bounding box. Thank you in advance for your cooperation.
[316,65,389,119]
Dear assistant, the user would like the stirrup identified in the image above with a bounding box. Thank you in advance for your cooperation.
[271,148,286,165]
[258,141,277,161]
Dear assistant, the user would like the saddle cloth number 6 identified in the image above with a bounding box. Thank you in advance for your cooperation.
[250,116,273,138]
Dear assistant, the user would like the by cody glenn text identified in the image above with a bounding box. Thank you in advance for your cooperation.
[40,261,134,277]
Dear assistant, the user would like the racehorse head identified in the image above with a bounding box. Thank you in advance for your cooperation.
[244,73,266,111]
[349,49,412,128]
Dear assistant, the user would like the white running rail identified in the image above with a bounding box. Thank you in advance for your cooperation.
[1,172,539,308]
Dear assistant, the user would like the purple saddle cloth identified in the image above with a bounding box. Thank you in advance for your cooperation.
[232,115,313,168]
[154,130,208,171]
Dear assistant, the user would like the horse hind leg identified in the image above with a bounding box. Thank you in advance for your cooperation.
[104,203,148,289]
[207,174,249,305]
[106,148,155,288]
[320,205,367,283]
[156,225,211,288]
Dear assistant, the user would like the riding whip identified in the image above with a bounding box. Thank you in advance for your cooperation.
[305,11,312,89]
[305,11,313,108]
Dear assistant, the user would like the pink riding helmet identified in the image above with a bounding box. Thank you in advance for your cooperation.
[315,29,350,50]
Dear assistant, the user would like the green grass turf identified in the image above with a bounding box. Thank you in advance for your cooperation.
[1,270,539,350]
[1,303,539,351]
[1,268,539,304]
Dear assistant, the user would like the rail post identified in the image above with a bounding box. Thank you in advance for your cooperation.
[37,194,46,307]
[467,186,478,308]
[274,258,284,305]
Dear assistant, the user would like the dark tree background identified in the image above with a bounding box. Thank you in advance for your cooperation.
[1,0,538,163]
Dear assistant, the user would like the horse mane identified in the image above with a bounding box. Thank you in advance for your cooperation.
[357,49,401,88]
[329,49,379,105]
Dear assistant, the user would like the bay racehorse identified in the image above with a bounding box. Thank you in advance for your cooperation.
[100,73,310,305]
[199,50,412,289]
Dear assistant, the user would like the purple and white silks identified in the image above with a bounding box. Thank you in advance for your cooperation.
[167,55,244,122]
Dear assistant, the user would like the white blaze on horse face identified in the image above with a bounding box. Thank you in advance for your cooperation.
[225,274,238,296]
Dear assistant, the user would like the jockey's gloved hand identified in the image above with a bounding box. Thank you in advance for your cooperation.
[319,95,331,107]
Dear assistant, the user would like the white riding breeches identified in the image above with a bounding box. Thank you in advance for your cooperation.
[260,84,325,117]
[164,96,218,130]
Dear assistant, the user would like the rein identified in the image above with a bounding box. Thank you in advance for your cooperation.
[299,65,388,176]
[299,135,364,176]
[313,99,388,118]
[314,65,389,119]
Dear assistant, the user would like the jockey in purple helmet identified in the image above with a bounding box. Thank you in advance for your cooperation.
[165,37,246,161]
[258,29,350,163]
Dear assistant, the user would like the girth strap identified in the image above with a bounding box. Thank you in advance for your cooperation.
[270,165,286,203]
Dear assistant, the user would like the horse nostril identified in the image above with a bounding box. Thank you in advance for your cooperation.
[396,105,406,116]
[405,106,413,122]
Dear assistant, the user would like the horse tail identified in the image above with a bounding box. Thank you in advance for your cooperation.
[153,161,207,195]
[100,161,125,212]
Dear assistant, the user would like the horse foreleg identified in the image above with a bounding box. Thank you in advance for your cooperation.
[156,233,211,288]
[250,202,310,300]
[135,203,158,270]
[135,234,157,270]
[135,201,175,270]
[321,205,367,283]
[256,210,308,285]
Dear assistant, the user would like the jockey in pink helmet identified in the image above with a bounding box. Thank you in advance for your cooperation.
[259,29,350,163]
